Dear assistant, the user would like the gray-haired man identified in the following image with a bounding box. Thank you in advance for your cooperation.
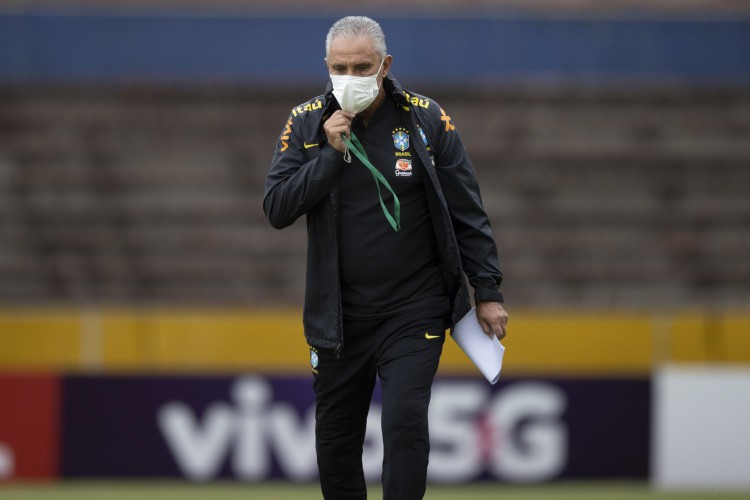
[264,16,508,499]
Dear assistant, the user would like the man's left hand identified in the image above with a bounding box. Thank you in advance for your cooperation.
[476,301,508,341]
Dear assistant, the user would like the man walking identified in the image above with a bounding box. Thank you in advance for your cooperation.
[264,16,508,499]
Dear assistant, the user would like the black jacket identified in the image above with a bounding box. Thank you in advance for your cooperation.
[264,74,503,352]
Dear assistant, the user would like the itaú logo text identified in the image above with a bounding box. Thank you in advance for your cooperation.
[157,377,567,483]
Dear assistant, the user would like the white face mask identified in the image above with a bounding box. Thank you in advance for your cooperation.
[330,59,385,114]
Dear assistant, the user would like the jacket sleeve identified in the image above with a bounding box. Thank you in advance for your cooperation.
[263,111,346,229]
[429,104,504,303]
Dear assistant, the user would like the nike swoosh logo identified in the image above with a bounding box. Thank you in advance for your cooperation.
[425,332,441,340]
[303,142,319,149]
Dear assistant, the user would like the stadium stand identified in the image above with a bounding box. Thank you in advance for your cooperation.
[1,83,748,308]
[1,3,749,309]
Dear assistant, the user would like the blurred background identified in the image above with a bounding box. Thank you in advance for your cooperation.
[1,0,749,496]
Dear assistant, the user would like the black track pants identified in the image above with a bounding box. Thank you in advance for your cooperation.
[312,312,447,500]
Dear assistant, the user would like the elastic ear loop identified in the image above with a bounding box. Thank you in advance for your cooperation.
[341,132,401,232]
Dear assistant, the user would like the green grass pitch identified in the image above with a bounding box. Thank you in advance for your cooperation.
[1,482,749,500]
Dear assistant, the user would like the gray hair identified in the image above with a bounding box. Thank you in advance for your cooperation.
[325,16,387,58]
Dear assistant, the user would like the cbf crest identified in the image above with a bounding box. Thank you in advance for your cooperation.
[392,128,410,152]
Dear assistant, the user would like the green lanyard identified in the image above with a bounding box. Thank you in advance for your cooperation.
[341,132,401,232]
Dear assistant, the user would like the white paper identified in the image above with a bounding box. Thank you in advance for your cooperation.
[451,307,505,384]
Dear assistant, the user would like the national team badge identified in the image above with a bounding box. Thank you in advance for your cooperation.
[393,130,410,152]
[310,348,319,371]
[395,159,412,177]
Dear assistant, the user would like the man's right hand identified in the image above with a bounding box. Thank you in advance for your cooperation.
[324,110,355,153]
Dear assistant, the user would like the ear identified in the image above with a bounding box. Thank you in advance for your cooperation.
[381,55,393,77]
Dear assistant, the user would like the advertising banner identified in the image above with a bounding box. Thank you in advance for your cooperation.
[60,374,650,482]
[653,365,750,491]
[0,374,60,481]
